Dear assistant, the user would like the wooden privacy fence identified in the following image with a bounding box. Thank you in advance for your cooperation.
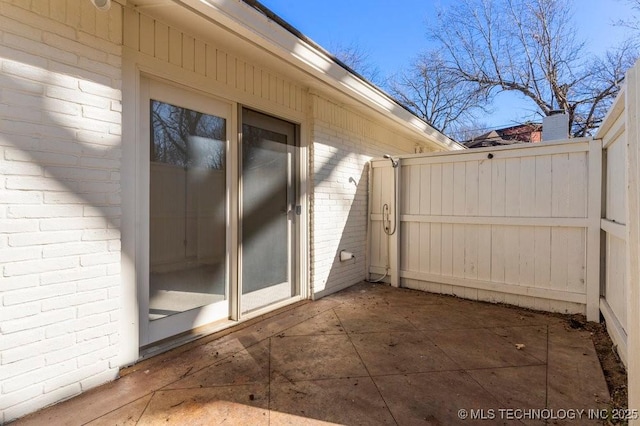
[597,84,630,366]
[368,139,602,322]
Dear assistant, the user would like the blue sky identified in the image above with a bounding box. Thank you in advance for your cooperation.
[259,0,637,130]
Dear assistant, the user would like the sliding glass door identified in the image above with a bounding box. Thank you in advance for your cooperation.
[240,108,298,314]
[139,80,300,347]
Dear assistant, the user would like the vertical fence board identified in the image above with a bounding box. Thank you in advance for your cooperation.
[491,226,505,283]
[534,227,552,289]
[453,162,466,215]
[491,159,506,216]
[478,159,492,216]
[430,223,441,275]
[441,224,453,277]
[464,225,478,279]
[535,156,552,217]
[519,227,535,287]
[504,227,519,285]
[477,225,491,281]
[465,161,479,215]
[505,158,520,217]
[438,163,450,215]
[419,223,431,273]
[452,224,465,278]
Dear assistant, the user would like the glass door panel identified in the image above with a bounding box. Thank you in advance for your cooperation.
[241,108,297,313]
[143,78,231,345]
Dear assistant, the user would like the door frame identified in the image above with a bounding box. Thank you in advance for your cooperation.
[139,77,235,346]
[124,70,309,357]
[238,107,300,315]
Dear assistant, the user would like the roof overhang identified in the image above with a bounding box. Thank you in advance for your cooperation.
[128,0,465,151]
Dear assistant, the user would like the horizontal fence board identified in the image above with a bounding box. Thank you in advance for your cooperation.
[400,215,589,227]
[400,271,587,304]
[601,218,627,241]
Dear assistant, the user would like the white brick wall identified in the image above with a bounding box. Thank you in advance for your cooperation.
[0,1,123,422]
[310,94,434,297]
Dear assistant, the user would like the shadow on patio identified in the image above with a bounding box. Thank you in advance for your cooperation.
[14,282,612,425]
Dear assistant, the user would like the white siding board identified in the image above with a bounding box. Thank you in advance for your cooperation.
[168,27,181,67]
[194,39,206,75]
[139,14,154,56]
[154,21,169,62]
[205,44,215,78]
[216,49,227,84]
[182,35,195,72]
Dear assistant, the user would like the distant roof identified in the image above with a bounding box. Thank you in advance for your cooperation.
[463,123,542,148]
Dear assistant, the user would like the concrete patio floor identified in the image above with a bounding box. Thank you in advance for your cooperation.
[14,282,611,425]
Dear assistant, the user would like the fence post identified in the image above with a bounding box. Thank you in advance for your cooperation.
[586,139,602,322]
[625,62,640,422]
[390,162,401,287]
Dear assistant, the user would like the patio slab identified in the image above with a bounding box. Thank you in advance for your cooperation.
[13,282,612,425]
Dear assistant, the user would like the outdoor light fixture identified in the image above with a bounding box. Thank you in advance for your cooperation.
[90,0,111,11]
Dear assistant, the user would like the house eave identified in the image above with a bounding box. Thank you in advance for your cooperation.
[131,0,464,151]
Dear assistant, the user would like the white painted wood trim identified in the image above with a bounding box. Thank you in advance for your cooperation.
[601,218,627,241]
[586,139,603,321]
[390,163,401,288]
[624,64,640,421]
[596,88,625,140]
[602,115,626,150]
[600,297,628,366]
[120,49,142,366]
[395,139,590,166]
[400,271,587,304]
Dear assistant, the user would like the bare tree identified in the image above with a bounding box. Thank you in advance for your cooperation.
[616,0,640,34]
[448,119,493,143]
[388,51,489,136]
[431,0,637,136]
[329,42,384,86]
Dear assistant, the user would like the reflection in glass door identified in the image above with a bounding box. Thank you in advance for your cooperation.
[142,79,230,345]
[241,108,297,313]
